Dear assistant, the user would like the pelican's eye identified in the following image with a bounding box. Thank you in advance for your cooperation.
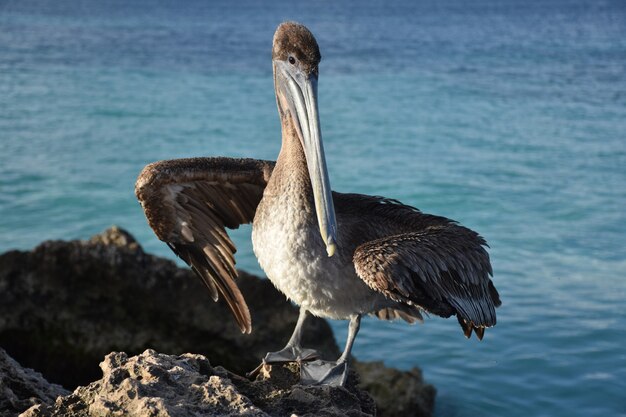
[288,55,296,65]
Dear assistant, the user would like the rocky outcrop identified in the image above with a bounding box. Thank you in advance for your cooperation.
[0,348,68,416]
[354,361,435,417]
[0,227,435,417]
[22,349,376,417]
[0,226,338,389]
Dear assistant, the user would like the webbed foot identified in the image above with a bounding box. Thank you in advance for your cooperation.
[300,359,349,386]
[246,346,320,379]
[263,345,320,364]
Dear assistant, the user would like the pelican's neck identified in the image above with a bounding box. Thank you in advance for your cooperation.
[264,114,313,208]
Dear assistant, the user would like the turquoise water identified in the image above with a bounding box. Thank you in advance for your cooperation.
[1,1,625,416]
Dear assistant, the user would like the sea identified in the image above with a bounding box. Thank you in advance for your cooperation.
[1,1,625,416]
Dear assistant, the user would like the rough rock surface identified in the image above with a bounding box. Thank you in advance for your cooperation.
[0,227,435,417]
[0,348,69,417]
[22,349,376,417]
[0,226,338,389]
[354,361,436,417]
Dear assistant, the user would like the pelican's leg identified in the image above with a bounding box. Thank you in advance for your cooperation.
[300,314,361,386]
[262,308,320,364]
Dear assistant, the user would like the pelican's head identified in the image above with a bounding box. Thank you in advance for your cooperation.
[272,22,337,257]
[272,22,321,77]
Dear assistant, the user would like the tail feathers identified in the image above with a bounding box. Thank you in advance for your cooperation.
[475,326,485,340]
[374,306,424,324]
[457,316,487,341]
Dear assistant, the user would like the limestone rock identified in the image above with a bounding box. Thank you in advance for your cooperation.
[354,360,436,417]
[21,349,375,417]
[0,348,68,416]
[0,226,339,389]
[0,227,435,417]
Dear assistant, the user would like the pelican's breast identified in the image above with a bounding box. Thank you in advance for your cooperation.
[252,190,385,320]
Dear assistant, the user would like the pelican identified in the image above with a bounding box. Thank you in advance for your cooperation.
[135,22,501,386]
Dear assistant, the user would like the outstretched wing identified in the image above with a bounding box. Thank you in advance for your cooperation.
[350,199,501,339]
[135,157,275,333]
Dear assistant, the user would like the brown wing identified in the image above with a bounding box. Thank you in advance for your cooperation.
[135,157,275,333]
[347,196,501,339]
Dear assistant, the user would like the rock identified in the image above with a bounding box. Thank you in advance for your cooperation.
[86,225,141,249]
[0,226,339,389]
[354,361,436,417]
[21,349,376,417]
[0,348,68,416]
[0,227,435,416]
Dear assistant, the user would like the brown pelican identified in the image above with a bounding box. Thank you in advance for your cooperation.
[135,22,501,386]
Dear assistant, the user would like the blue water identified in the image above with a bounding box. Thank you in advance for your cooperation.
[2,1,625,415]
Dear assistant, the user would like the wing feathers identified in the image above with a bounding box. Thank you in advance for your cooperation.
[354,220,500,338]
[136,157,275,333]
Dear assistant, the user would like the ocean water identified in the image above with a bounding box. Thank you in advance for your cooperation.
[1,1,625,416]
